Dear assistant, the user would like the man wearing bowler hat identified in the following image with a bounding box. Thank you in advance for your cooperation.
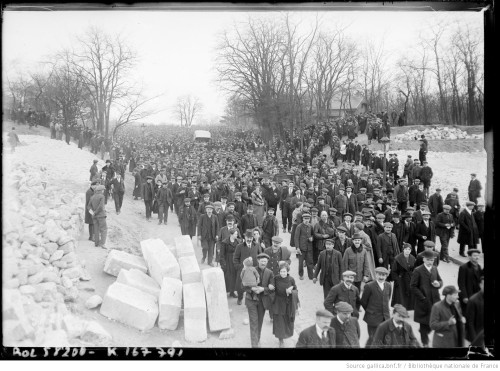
[296,309,336,348]
[430,286,465,348]
[371,304,420,348]
[410,249,443,347]
[244,253,274,348]
[468,173,482,207]
[361,266,392,347]
[329,301,361,348]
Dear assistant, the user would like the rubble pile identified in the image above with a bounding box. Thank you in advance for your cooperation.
[393,127,483,143]
[3,160,111,347]
[99,235,232,342]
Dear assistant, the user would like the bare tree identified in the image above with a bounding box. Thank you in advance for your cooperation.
[174,94,202,127]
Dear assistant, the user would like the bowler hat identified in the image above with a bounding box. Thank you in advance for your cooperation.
[343,213,353,218]
[421,250,436,259]
[423,241,435,248]
[244,230,254,238]
[467,249,481,255]
[337,226,347,233]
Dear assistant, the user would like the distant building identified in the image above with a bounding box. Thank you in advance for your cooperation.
[313,95,368,119]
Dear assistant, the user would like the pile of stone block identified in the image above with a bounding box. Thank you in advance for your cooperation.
[99,235,231,342]
[3,160,110,347]
[393,126,483,143]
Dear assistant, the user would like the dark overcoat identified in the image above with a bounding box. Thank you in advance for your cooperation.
[457,209,479,246]
[391,252,416,309]
[360,280,392,327]
[430,299,465,348]
[410,264,443,324]
[313,249,344,287]
[296,325,336,348]
[371,318,420,348]
[85,188,94,225]
[330,316,360,348]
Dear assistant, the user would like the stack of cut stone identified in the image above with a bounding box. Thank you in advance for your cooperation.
[3,160,111,347]
[100,235,232,342]
[393,127,483,143]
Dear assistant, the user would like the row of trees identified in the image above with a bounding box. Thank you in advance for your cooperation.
[217,15,484,137]
[5,27,161,139]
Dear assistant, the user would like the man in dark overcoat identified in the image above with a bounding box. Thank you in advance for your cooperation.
[245,253,274,348]
[330,302,361,348]
[295,212,314,280]
[313,238,344,298]
[371,304,420,348]
[435,205,455,262]
[198,203,219,266]
[465,275,484,343]
[427,188,443,222]
[296,309,336,348]
[458,201,479,257]
[280,181,295,233]
[410,250,443,347]
[415,210,436,255]
[141,176,155,221]
[430,286,465,348]
[457,249,482,315]
[375,222,400,271]
[402,212,417,256]
[157,182,173,224]
[179,197,197,238]
[324,270,361,318]
[361,267,392,347]
[468,173,482,206]
[85,181,97,241]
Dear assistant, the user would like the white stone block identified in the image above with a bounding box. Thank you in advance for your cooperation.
[158,277,182,330]
[178,255,201,284]
[116,268,160,301]
[183,282,207,342]
[103,249,148,277]
[174,235,195,258]
[100,282,158,331]
[141,239,180,285]
[202,268,231,332]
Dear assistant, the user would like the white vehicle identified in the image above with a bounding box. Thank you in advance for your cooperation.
[194,130,211,143]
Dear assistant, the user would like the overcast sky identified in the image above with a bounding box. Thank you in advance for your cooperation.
[3,8,482,125]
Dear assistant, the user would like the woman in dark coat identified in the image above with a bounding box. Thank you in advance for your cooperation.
[272,262,298,347]
[391,243,416,309]
[219,229,240,297]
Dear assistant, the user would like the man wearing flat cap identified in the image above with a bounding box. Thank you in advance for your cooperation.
[261,207,279,248]
[458,201,479,257]
[280,181,296,233]
[430,286,465,348]
[179,197,197,239]
[85,181,97,241]
[468,173,482,207]
[329,301,361,348]
[333,225,353,257]
[313,238,344,299]
[156,181,173,225]
[415,210,436,255]
[375,222,400,272]
[435,204,455,263]
[457,249,482,315]
[361,266,392,346]
[197,203,220,266]
[324,270,361,318]
[87,184,107,248]
[343,234,371,291]
[427,188,443,222]
[264,236,292,277]
[233,230,261,305]
[371,304,420,348]
[295,212,315,280]
[142,175,156,222]
[410,249,443,347]
[296,309,336,348]
[244,253,274,348]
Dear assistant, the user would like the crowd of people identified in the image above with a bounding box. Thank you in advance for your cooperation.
[54,111,484,349]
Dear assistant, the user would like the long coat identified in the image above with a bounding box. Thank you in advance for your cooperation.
[430,299,465,348]
[360,281,392,327]
[457,261,482,312]
[197,213,219,242]
[465,291,484,342]
[410,264,443,325]
[457,209,479,246]
[330,316,361,348]
[313,220,336,252]
[133,172,143,198]
[84,187,94,225]
[219,237,239,293]
[324,282,361,318]
[295,222,313,252]
[375,232,400,268]
[345,193,358,214]
[391,252,416,309]
[313,249,344,287]
[415,221,436,254]
[371,318,420,348]
[296,325,336,348]
[178,204,197,237]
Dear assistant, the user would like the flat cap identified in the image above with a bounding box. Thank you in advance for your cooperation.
[213,201,222,207]
[316,309,334,318]
[466,201,476,206]
[421,210,431,216]
[244,230,254,238]
[393,304,410,318]
[257,253,270,260]
[205,203,214,209]
[383,222,393,227]
[146,176,153,180]
[436,188,441,192]
[311,207,318,212]
[423,241,435,248]
[301,213,311,219]
[442,285,460,296]
[329,207,338,212]
[184,197,191,202]
[467,249,481,255]
[351,233,362,240]
[271,236,283,243]
[234,192,242,196]
[325,238,335,244]
[471,173,477,176]
[337,226,348,232]
[375,267,390,275]
[343,212,353,218]
[443,205,452,210]
[421,250,436,259]
[342,270,357,277]
[335,302,354,313]
[376,213,386,219]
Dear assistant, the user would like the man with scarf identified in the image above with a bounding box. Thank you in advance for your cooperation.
[343,234,371,291]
